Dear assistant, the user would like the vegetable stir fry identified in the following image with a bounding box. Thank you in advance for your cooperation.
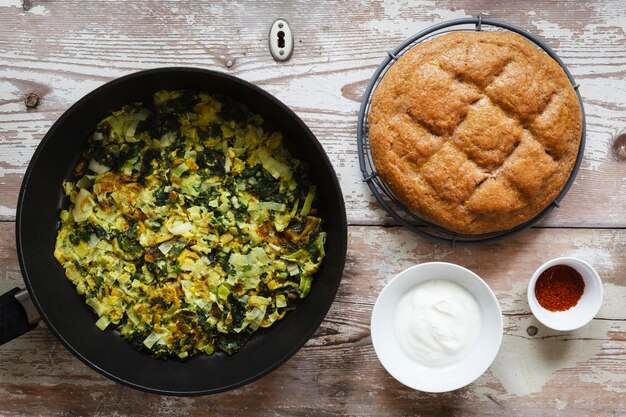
[54,91,326,358]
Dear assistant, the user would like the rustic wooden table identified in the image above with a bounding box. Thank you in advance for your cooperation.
[1,0,625,415]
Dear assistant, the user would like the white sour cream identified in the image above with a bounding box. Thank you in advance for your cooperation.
[394,280,481,366]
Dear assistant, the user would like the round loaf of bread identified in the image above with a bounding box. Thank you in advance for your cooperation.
[369,31,582,234]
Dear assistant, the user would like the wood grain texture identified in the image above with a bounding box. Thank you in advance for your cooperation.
[0,223,624,416]
[0,0,625,225]
[0,1,625,416]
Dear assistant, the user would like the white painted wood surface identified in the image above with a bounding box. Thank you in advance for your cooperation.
[0,0,624,415]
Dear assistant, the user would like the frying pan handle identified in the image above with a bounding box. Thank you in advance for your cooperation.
[0,288,40,345]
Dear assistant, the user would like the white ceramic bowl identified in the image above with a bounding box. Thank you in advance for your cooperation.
[527,257,603,331]
[370,262,503,393]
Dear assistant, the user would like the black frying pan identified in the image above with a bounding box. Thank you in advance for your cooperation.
[3,68,347,395]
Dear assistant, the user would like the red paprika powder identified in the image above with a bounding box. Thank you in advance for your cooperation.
[535,265,585,311]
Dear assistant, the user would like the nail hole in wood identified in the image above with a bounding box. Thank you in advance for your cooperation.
[612,132,626,162]
[24,93,40,108]
[526,325,538,336]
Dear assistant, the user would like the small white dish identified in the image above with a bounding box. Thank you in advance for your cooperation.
[527,257,603,331]
[370,262,503,393]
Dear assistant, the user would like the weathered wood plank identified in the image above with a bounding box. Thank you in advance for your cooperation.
[0,0,625,226]
[0,222,624,416]
[0,1,625,415]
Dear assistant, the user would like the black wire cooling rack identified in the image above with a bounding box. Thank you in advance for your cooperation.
[356,16,586,246]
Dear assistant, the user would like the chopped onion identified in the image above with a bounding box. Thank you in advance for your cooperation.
[159,132,176,147]
[75,175,93,190]
[268,243,281,252]
[158,241,173,255]
[143,332,162,349]
[88,159,110,175]
[87,234,101,250]
[287,263,300,276]
[125,120,139,140]
[95,315,110,331]
[166,220,193,235]
[72,188,93,222]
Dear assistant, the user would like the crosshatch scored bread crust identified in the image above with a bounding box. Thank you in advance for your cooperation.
[369,31,582,234]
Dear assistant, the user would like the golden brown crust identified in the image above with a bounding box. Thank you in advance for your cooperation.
[369,31,582,234]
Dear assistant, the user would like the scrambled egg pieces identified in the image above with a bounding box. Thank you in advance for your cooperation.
[54,91,326,358]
